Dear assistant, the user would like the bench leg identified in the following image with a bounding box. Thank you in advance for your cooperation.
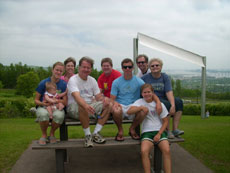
[55,149,67,173]
[153,144,162,173]
[60,123,68,141]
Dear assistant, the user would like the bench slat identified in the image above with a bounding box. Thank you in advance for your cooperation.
[32,137,184,150]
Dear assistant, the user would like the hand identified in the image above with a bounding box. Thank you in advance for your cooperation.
[169,105,175,115]
[85,104,95,115]
[156,102,162,116]
[153,133,161,143]
[140,106,149,114]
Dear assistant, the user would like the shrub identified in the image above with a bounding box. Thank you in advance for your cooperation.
[183,103,230,116]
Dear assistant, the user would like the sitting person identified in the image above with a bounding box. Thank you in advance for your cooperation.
[110,58,162,141]
[136,54,151,77]
[43,81,65,119]
[35,62,67,145]
[67,56,112,147]
[127,84,171,173]
[61,57,76,83]
[142,58,184,139]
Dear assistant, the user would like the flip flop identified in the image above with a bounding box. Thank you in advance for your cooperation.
[129,132,140,140]
[38,137,47,146]
[115,133,124,142]
[48,136,57,144]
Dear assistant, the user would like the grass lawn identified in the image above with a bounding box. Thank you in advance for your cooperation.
[0,116,230,173]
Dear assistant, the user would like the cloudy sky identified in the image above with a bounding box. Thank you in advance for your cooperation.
[0,0,230,71]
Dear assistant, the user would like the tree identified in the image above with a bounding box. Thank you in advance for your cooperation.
[175,79,182,97]
[16,71,40,97]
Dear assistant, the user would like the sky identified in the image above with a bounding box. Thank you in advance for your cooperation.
[0,0,230,71]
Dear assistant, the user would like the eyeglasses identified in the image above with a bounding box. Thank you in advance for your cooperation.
[137,61,146,64]
[122,66,133,69]
[151,64,160,68]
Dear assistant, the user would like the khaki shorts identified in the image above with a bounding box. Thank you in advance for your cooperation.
[67,101,103,120]
[36,107,65,124]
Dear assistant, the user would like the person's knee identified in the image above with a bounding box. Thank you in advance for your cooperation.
[162,146,170,156]
[53,110,65,124]
[141,146,150,157]
[36,107,49,121]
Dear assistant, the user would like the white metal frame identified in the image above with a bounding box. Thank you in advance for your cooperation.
[133,33,206,118]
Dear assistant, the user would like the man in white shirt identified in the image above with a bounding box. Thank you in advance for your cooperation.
[67,56,111,147]
[136,54,151,78]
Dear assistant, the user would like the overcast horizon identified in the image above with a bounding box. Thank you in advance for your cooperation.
[1,0,230,71]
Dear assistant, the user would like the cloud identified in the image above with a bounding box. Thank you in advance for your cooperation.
[0,0,230,70]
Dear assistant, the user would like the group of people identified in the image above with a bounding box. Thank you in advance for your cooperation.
[34,55,184,173]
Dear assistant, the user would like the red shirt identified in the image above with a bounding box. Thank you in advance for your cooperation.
[97,69,122,97]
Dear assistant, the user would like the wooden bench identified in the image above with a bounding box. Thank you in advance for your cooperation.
[32,118,184,173]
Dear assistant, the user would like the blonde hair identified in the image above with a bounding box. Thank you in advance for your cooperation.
[45,82,57,91]
[149,58,163,68]
[141,83,154,93]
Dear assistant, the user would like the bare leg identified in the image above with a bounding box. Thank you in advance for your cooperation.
[39,121,49,145]
[112,105,123,140]
[57,103,65,111]
[173,111,182,130]
[141,140,153,173]
[46,106,53,119]
[167,115,171,131]
[158,140,171,173]
[79,105,90,129]
[129,110,147,138]
[97,102,112,126]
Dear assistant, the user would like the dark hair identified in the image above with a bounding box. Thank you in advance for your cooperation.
[79,56,94,68]
[121,58,134,67]
[64,57,76,67]
[136,54,149,63]
[53,62,64,69]
[141,83,154,93]
[101,57,113,67]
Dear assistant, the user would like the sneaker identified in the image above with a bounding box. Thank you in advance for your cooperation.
[167,131,175,139]
[172,129,184,137]
[92,132,106,144]
[84,135,94,148]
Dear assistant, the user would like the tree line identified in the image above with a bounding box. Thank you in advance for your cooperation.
[0,62,229,99]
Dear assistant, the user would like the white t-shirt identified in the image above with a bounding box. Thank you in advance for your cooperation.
[67,74,100,105]
[132,98,168,134]
[136,69,151,78]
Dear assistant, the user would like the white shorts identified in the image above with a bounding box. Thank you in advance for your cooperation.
[121,104,135,120]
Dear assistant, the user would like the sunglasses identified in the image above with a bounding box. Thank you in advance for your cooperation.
[122,66,133,69]
[151,64,160,68]
[137,61,146,64]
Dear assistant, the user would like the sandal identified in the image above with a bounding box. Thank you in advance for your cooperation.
[48,136,57,144]
[115,133,124,142]
[129,132,140,140]
[38,137,47,146]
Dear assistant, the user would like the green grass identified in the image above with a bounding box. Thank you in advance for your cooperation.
[178,116,230,173]
[0,116,230,173]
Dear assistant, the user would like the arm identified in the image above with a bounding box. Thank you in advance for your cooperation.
[153,116,169,142]
[152,93,162,115]
[127,106,148,115]
[58,89,68,98]
[166,91,175,115]
[35,92,51,107]
[44,94,56,104]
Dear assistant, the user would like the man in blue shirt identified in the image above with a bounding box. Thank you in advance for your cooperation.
[110,58,162,141]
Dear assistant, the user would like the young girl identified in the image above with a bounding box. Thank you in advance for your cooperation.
[43,82,65,119]
[127,84,171,173]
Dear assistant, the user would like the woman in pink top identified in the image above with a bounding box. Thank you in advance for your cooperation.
[61,57,76,83]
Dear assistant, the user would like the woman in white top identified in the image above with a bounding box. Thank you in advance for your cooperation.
[127,83,171,173]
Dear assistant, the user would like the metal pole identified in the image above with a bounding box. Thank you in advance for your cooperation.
[201,57,206,118]
[133,38,138,75]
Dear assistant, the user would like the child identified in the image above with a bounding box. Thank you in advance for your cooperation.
[43,82,65,119]
[127,84,171,173]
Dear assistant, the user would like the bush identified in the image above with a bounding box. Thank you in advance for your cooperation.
[183,103,230,116]
[0,97,36,118]
[16,71,39,98]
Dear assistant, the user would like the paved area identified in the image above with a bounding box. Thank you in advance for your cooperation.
[10,142,213,173]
